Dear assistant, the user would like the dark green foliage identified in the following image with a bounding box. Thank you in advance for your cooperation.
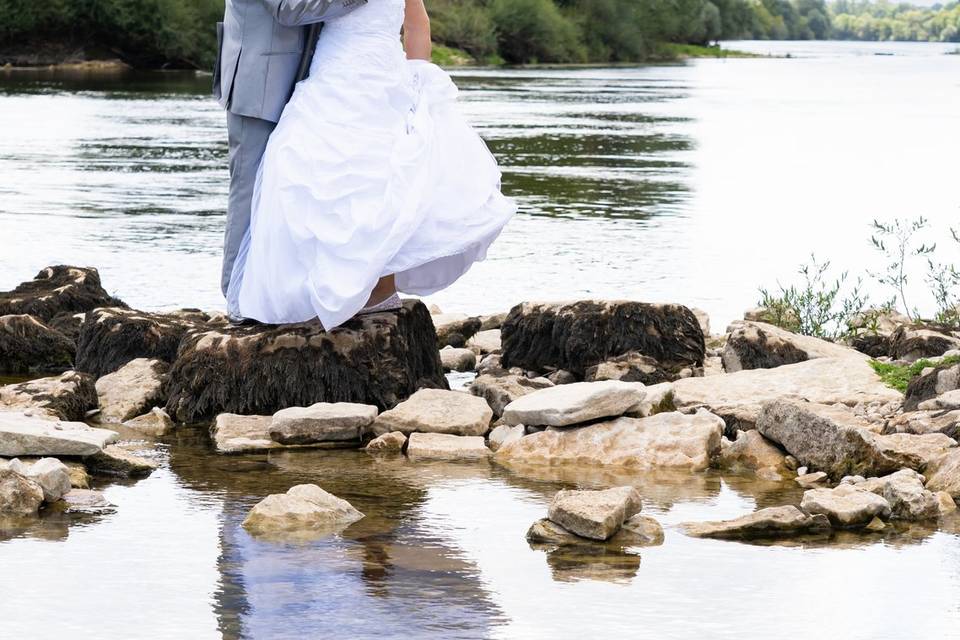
[870,355,960,393]
[489,0,586,63]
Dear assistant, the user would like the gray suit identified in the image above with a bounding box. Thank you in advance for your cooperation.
[214,0,367,296]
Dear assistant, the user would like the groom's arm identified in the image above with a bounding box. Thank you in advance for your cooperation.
[261,0,367,27]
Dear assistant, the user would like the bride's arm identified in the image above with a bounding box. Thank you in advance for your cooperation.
[403,0,431,60]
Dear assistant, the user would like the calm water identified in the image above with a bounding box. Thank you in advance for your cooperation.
[2,41,960,639]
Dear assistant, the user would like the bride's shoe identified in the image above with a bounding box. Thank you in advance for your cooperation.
[356,292,402,317]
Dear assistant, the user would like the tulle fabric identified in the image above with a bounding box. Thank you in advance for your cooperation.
[226,0,516,329]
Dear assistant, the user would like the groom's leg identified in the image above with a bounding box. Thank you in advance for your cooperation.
[221,112,277,296]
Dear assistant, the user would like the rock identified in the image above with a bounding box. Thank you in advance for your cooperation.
[718,430,789,478]
[94,358,169,423]
[466,329,501,355]
[501,300,705,377]
[801,485,892,527]
[488,424,524,452]
[242,484,364,537]
[936,491,957,515]
[85,445,158,478]
[864,516,886,532]
[123,408,175,437]
[883,409,960,440]
[439,347,476,372]
[75,307,202,378]
[500,380,645,427]
[623,382,675,418]
[370,388,492,437]
[0,371,97,421]
[63,489,112,512]
[919,390,960,411]
[527,518,590,546]
[63,461,90,489]
[0,266,125,323]
[10,457,72,501]
[795,471,829,488]
[619,514,665,546]
[211,413,282,454]
[475,353,504,376]
[670,357,902,436]
[479,312,508,331]
[584,352,676,385]
[722,321,864,372]
[468,373,553,418]
[0,314,75,374]
[924,449,960,499]
[546,369,578,385]
[855,469,938,521]
[406,432,491,460]
[433,313,482,348]
[547,486,643,541]
[364,431,406,454]
[269,402,377,445]
[165,300,446,423]
[889,325,960,362]
[848,309,910,357]
[0,411,117,457]
[0,468,44,516]
[681,505,831,539]
[905,362,960,411]
[691,308,711,337]
[496,410,724,472]
[48,312,87,344]
[757,399,955,480]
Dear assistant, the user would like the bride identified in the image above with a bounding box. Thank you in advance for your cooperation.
[226,0,516,329]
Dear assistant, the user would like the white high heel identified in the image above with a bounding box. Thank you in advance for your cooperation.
[356,292,402,316]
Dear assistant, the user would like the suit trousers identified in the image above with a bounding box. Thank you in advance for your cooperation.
[222,111,276,296]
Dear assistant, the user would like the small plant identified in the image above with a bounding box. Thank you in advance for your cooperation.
[758,254,868,340]
[870,354,960,392]
[925,226,960,329]
[869,217,936,321]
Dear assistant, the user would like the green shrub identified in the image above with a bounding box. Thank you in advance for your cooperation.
[489,0,586,63]
[870,355,960,393]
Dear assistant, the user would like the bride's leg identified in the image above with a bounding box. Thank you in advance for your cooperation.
[365,274,397,306]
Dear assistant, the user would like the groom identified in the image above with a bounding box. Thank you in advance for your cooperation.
[214,0,367,299]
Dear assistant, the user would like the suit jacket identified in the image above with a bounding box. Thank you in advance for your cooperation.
[213,0,367,123]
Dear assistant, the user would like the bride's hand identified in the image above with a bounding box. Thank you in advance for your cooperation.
[403,0,431,61]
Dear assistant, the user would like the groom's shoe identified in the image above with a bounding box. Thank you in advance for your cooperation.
[228,314,261,327]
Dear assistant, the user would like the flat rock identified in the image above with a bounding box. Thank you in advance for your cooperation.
[854,469,939,521]
[0,314,75,375]
[801,485,892,527]
[795,471,829,488]
[488,424,524,452]
[466,329,501,355]
[123,408,175,437]
[95,357,169,423]
[500,380,645,427]
[9,457,72,501]
[242,484,364,537]
[0,371,97,421]
[433,314,482,348]
[439,347,476,372]
[682,505,831,539]
[371,388,492,437]
[671,357,903,434]
[906,362,959,411]
[212,414,282,454]
[919,390,960,411]
[757,399,955,480]
[469,373,553,418]
[63,489,113,513]
[269,402,377,445]
[85,445,158,478]
[547,486,642,541]
[719,429,789,478]
[889,325,960,362]
[406,432,491,460]
[501,300,705,377]
[165,300,446,423]
[496,410,724,472]
[0,468,44,516]
[0,411,117,457]
[0,266,125,323]
[364,431,406,454]
[722,321,864,372]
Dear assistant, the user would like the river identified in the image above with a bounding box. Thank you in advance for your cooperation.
[1,41,960,639]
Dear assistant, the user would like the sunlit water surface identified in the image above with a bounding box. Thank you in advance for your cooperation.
[2,41,960,639]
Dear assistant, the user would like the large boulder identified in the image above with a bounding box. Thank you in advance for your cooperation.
[468,373,553,418]
[757,399,955,479]
[8,457,72,502]
[369,388,491,437]
[500,301,704,377]
[0,266,124,323]
[889,325,960,362]
[500,380,645,427]
[547,486,642,541]
[0,412,117,457]
[0,468,44,516]
[681,506,831,540]
[496,410,724,472]
[854,469,939,521]
[800,485,891,528]
[0,371,97,421]
[0,314,75,374]
[269,402,378,445]
[905,362,959,412]
[405,432,491,460]
[94,358,169,423]
[670,357,903,434]
[722,321,864,372]
[242,484,364,538]
[76,307,204,377]
[165,300,447,423]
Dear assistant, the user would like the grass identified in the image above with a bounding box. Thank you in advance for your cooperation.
[652,43,763,60]
[870,355,960,392]
[431,44,476,66]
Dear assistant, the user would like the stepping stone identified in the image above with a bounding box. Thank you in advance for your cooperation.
[501,380,645,427]
[547,486,643,541]
[406,432,490,460]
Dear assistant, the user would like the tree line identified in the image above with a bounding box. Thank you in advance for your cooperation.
[0,0,957,69]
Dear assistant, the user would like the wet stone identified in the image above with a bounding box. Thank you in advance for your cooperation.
[682,506,831,540]
[547,486,643,541]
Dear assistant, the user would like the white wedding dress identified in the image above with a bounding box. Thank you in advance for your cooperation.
[225,0,516,329]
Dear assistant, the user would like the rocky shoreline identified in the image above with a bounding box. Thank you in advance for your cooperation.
[2,265,960,546]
